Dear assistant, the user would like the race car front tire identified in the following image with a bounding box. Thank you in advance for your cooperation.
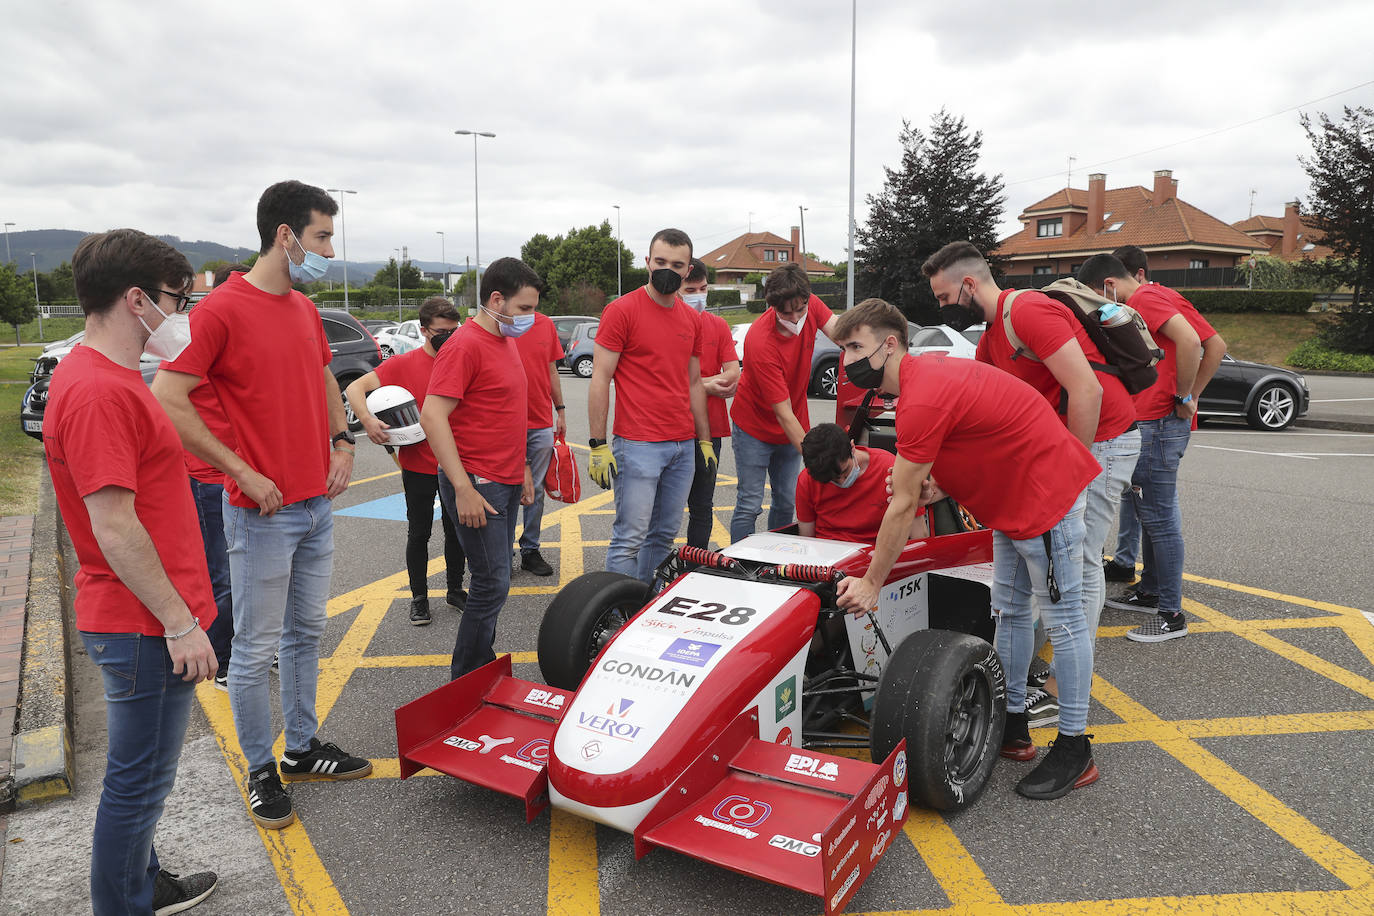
[870,630,1005,812]
[538,571,651,690]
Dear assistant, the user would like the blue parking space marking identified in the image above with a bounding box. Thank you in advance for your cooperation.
[334,493,438,522]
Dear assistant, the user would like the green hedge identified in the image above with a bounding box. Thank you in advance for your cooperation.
[1286,338,1374,373]
[707,289,740,309]
[816,293,847,312]
[1176,289,1314,314]
[746,297,767,314]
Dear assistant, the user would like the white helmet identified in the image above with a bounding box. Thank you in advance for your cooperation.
[365,385,426,446]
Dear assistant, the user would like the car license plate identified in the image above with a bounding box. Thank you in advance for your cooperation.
[23,420,42,433]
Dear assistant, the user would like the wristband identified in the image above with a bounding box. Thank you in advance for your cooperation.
[555,405,565,411]
[333,442,356,453]
[165,616,200,640]
[1174,394,1193,405]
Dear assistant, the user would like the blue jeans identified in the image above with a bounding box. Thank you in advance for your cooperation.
[607,437,695,583]
[519,426,555,552]
[80,632,196,915]
[686,436,723,549]
[728,423,801,543]
[1131,414,1191,614]
[224,494,333,772]
[993,492,1090,735]
[1113,484,1142,569]
[190,477,233,669]
[438,471,521,679]
[1082,429,1140,636]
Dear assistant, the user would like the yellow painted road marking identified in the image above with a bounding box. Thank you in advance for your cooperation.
[901,808,1004,908]
[547,808,601,916]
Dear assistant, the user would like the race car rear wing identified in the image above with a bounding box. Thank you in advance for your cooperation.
[394,655,572,822]
[635,708,909,916]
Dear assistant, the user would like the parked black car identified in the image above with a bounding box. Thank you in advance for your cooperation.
[20,309,381,440]
[1198,354,1309,431]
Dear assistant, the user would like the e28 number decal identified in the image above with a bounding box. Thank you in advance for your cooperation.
[656,596,756,626]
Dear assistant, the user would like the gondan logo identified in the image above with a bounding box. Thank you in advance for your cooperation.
[659,638,722,668]
[601,658,697,689]
[769,834,821,857]
[576,698,643,742]
[775,676,796,719]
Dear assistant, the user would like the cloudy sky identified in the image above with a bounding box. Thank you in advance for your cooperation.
[3,0,1372,272]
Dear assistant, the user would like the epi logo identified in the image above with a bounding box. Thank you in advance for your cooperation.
[785,753,839,782]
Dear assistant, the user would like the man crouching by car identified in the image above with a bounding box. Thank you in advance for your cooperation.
[833,298,1102,801]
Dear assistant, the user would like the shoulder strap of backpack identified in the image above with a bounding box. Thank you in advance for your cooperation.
[1000,289,1040,363]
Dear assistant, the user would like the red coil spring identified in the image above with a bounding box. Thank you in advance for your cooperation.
[676,545,738,570]
[776,563,842,583]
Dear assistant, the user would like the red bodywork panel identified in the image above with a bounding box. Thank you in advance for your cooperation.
[838,528,993,584]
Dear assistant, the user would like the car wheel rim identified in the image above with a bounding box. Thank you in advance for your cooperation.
[944,670,991,782]
[821,365,838,397]
[1258,388,1294,428]
[587,604,633,665]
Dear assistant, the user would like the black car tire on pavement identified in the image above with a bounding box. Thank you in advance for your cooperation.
[811,357,839,399]
[869,629,1005,812]
[1247,380,1299,431]
[573,355,595,379]
[538,572,651,689]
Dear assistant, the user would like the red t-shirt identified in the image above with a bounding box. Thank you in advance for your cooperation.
[597,286,703,442]
[515,312,565,430]
[165,274,332,509]
[894,354,1100,540]
[1126,284,1190,421]
[181,378,238,485]
[796,447,899,543]
[374,346,441,475]
[44,346,216,635]
[976,289,1136,442]
[427,320,527,485]
[731,295,835,444]
[698,311,739,439]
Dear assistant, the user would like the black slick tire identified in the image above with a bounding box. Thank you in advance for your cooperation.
[537,571,650,690]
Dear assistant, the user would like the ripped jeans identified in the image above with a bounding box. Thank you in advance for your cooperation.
[993,491,1091,735]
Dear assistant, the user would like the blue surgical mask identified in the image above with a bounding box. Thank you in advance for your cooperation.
[833,456,862,488]
[482,304,535,338]
[287,229,330,283]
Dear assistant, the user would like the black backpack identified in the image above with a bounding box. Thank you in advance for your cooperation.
[1002,278,1163,394]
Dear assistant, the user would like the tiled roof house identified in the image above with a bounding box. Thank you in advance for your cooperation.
[700,227,834,284]
[1232,202,1335,261]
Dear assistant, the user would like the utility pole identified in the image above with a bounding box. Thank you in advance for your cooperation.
[326,189,356,310]
[798,205,808,270]
[1248,188,1257,219]
[612,204,622,297]
[465,255,472,312]
[394,247,403,321]
[845,0,857,310]
[1067,155,1077,188]
[454,129,496,278]
[30,252,42,339]
[3,222,13,264]
[436,230,447,294]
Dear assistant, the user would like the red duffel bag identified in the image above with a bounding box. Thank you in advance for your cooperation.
[543,432,581,504]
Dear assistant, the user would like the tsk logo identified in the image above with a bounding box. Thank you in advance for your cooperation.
[576,698,642,742]
[769,834,820,857]
[775,676,796,719]
[601,658,697,688]
[785,753,839,782]
[524,688,565,711]
[442,735,480,751]
[659,638,722,668]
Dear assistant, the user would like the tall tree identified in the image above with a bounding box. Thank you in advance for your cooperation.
[1300,105,1374,352]
[856,109,1005,323]
[0,263,38,345]
[520,222,634,309]
[371,258,425,289]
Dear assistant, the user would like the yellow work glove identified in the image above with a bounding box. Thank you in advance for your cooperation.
[588,442,618,490]
[698,439,718,474]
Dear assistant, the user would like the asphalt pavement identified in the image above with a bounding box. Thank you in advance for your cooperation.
[4,375,1374,916]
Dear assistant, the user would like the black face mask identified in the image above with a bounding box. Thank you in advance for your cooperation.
[844,342,889,390]
[429,329,453,353]
[650,268,684,296]
[939,284,980,332]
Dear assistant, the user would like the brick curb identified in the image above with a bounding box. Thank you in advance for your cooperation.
[0,515,34,812]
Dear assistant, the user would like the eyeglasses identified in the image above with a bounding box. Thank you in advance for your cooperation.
[144,289,193,313]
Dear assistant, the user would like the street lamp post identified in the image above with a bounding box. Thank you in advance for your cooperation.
[798,205,808,270]
[326,189,357,310]
[454,129,496,279]
[30,252,42,339]
[612,204,622,297]
[3,222,13,264]
[436,231,447,294]
[394,248,403,321]
[846,0,857,310]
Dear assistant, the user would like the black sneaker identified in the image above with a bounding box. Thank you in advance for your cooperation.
[521,549,554,577]
[1103,559,1137,583]
[279,737,373,782]
[1000,711,1035,761]
[153,868,218,915]
[1016,733,1099,800]
[1027,656,1051,690]
[246,764,295,829]
[1127,611,1189,643]
[213,671,228,692]
[447,588,467,611]
[1104,588,1159,613]
[1025,688,1061,728]
[271,653,279,671]
[409,598,431,626]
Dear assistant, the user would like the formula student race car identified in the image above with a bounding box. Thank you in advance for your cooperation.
[395,450,1003,912]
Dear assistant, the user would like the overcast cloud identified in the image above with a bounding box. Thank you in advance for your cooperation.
[2,0,1372,271]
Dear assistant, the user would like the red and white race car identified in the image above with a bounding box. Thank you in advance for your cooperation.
[395,459,1003,913]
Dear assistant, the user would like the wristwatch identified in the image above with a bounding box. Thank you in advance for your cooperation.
[1173,394,1194,405]
[589,438,606,448]
[332,430,356,446]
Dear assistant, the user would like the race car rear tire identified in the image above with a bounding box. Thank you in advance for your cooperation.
[538,571,651,690]
[870,630,1005,812]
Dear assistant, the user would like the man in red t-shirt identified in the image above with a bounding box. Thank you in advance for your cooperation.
[833,299,1102,801]
[924,241,1142,729]
[729,263,838,542]
[513,309,567,576]
[47,229,218,911]
[153,181,371,831]
[588,229,714,583]
[1078,253,1202,646]
[420,257,540,679]
[346,296,465,625]
[682,258,740,549]
[795,424,926,543]
[1103,245,1227,592]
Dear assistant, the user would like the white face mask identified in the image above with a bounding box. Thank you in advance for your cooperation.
[682,292,708,312]
[778,310,806,336]
[139,293,193,361]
